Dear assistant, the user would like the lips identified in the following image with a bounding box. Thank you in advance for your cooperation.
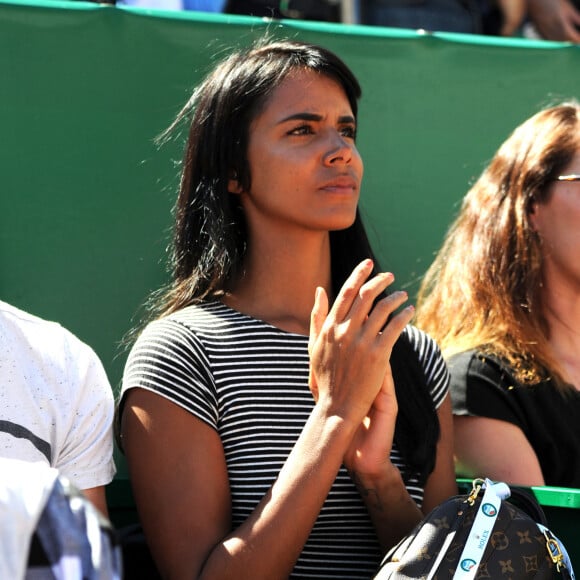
[319,175,359,192]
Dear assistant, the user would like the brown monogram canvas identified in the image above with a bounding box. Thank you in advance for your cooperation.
[375,492,559,579]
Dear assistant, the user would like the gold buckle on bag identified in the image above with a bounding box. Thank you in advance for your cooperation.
[544,529,565,572]
[466,478,485,506]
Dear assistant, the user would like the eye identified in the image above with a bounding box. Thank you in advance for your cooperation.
[287,124,313,136]
[340,125,357,140]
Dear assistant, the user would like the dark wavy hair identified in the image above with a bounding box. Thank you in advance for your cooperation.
[151,39,440,484]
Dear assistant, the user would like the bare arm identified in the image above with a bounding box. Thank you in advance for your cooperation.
[122,389,359,580]
[453,415,545,486]
[309,278,456,550]
[341,374,424,551]
[308,265,424,550]
[495,0,527,36]
[82,486,109,518]
[422,394,458,514]
[528,0,580,42]
[348,392,457,550]
[349,467,423,551]
[122,259,414,579]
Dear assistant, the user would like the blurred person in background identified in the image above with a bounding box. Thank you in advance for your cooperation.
[358,0,580,41]
[0,300,116,516]
[415,101,580,488]
[223,0,341,21]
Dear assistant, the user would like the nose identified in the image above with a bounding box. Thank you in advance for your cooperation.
[323,131,353,166]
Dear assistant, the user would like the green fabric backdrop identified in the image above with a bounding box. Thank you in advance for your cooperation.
[2,0,579,396]
[3,4,580,556]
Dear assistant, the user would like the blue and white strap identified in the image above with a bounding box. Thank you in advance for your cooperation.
[452,479,575,580]
[452,478,508,580]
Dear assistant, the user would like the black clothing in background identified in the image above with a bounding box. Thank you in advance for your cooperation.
[449,349,580,488]
[224,0,339,21]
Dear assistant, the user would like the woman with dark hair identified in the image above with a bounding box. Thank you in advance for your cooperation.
[118,40,455,579]
[416,101,580,488]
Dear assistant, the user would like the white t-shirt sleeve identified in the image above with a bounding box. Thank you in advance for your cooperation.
[55,329,116,489]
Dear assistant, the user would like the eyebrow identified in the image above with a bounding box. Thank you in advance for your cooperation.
[278,112,356,125]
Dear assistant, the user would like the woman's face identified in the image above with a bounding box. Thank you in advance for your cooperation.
[530,148,580,290]
[231,68,363,239]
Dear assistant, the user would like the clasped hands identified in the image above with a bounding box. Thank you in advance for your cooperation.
[307,259,415,476]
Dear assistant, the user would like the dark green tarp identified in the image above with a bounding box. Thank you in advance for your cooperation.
[2,2,580,562]
[1,0,579,399]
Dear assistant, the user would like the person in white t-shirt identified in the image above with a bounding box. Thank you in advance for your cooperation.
[0,300,116,516]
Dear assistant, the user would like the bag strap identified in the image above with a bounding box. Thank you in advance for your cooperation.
[452,478,506,580]
[452,479,575,580]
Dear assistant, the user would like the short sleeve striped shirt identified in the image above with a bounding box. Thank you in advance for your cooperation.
[121,301,449,578]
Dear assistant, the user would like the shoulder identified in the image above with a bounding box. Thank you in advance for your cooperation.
[403,324,449,405]
[124,302,249,382]
[125,307,210,379]
[129,302,251,358]
[0,301,111,393]
[403,325,447,377]
[1,300,95,353]
[403,324,440,357]
[134,301,308,351]
[0,300,70,347]
[121,303,245,429]
[447,349,523,418]
[137,301,262,339]
[448,349,512,388]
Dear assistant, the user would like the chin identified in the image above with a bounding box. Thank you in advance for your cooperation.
[328,215,358,231]
[310,206,358,232]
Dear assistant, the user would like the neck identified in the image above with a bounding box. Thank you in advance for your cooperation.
[541,274,580,388]
[224,231,332,335]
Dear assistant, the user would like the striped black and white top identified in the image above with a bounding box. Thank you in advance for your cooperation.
[121,301,449,579]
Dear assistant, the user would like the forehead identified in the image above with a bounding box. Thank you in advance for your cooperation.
[256,68,353,120]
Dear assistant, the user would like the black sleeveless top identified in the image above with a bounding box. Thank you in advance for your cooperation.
[449,349,580,488]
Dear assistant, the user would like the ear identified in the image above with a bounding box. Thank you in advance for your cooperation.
[228,178,243,195]
[228,171,244,195]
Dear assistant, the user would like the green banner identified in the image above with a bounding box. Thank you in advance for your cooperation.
[2,0,579,393]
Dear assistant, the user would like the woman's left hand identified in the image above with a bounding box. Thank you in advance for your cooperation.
[342,369,398,476]
[307,265,414,475]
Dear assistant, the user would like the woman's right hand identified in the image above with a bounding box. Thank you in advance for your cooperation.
[307,259,413,426]
[308,260,421,550]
